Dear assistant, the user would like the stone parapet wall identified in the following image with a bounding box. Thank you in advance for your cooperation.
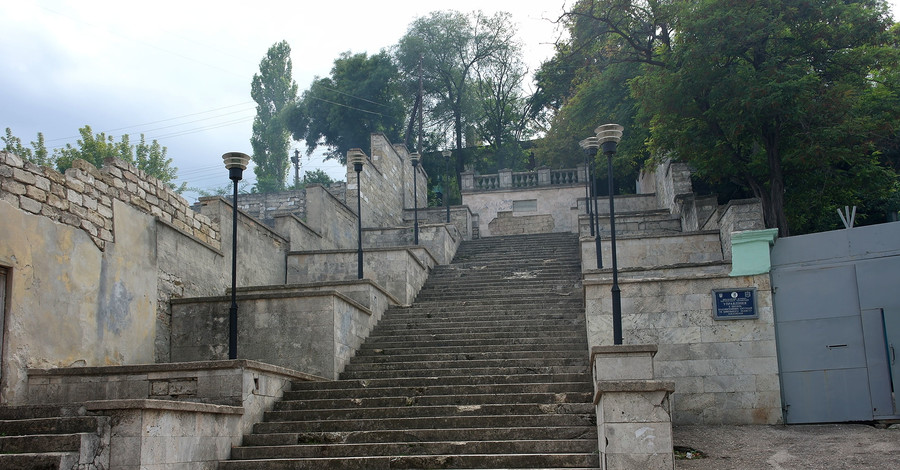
[717,199,766,260]
[584,264,781,425]
[0,152,219,251]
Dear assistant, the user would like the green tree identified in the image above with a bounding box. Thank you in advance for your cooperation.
[3,127,33,161]
[287,51,406,164]
[251,40,298,192]
[556,0,899,235]
[395,10,520,174]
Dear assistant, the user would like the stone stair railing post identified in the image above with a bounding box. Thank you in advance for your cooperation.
[498,168,513,189]
[537,166,551,186]
[461,170,475,193]
[591,345,675,470]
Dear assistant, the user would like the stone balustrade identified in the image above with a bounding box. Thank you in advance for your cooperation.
[462,165,585,193]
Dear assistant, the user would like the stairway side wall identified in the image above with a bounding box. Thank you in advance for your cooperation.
[0,153,289,404]
[585,267,781,425]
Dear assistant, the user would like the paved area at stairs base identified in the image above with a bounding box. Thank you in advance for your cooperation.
[674,424,900,469]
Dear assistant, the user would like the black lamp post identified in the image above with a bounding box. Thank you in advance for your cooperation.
[579,137,602,270]
[410,153,421,245]
[582,141,595,237]
[442,150,451,223]
[596,123,624,345]
[222,151,251,360]
[348,149,367,279]
[291,149,300,188]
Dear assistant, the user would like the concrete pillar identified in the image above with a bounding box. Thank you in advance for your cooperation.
[537,166,551,186]
[577,163,587,184]
[461,170,475,193]
[591,345,675,470]
[498,168,513,189]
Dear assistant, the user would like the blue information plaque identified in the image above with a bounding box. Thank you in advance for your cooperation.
[712,288,758,320]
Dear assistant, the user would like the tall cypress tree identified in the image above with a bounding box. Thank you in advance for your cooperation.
[250,40,298,192]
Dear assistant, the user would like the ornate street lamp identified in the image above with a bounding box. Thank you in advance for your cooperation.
[596,123,624,345]
[579,137,602,270]
[442,150,451,223]
[348,149,367,279]
[222,151,251,360]
[410,153,421,245]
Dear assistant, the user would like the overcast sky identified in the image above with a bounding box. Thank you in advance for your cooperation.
[1,1,897,201]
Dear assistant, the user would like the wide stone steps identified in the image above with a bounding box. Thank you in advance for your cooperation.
[274,391,593,411]
[231,439,597,460]
[223,232,595,469]
[281,381,592,401]
[220,453,598,470]
[371,317,585,332]
[340,365,588,380]
[0,407,108,470]
[343,355,587,371]
[350,350,585,364]
[354,344,587,358]
[251,413,595,434]
[243,425,595,446]
[264,402,595,422]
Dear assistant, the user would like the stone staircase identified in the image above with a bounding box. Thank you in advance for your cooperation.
[221,232,598,469]
[0,404,110,469]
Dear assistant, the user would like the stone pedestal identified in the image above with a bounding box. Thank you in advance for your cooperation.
[592,345,675,470]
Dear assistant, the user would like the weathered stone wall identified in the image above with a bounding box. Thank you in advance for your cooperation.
[347,134,412,228]
[488,211,555,236]
[717,199,766,260]
[463,185,583,238]
[227,189,308,223]
[585,265,781,425]
[654,159,693,215]
[171,286,391,379]
[0,197,160,403]
[0,152,219,251]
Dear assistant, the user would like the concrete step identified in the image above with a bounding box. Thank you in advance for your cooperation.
[282,382,593,401]
[274,391,593,411]
[353,337,588,351]
[343,357,588,372]
[287,374,593,393]
[264,402,595,422]
[252,412,596,434]
[351,349,585,364]
[219,452,599,469]
[340,365,589,380]
[231,439,598,459]
[0,416,105,436]
[0,452,79,470]
[242,426,596,446]
[0,433,82,454]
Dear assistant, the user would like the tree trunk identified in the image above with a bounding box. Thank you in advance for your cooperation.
[763,125,790,237]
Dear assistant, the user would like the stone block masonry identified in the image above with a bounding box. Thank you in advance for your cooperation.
[0,152,220,251]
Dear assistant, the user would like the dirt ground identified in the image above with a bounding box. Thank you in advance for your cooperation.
[673,424,900,469]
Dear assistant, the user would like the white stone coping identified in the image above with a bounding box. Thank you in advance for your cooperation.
[169,288,380,316]
[593,380,676,405]
[591,344,658,359]
[583,260,732,281]
[233,279,402,309]
[84,399,243,415]
[27,359,324,383]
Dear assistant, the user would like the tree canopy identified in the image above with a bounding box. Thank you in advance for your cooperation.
[4,126,180,189]
[395,10,529,175]
[541,0,900,235]
[251,40,298,192]
[286,51,406,164]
